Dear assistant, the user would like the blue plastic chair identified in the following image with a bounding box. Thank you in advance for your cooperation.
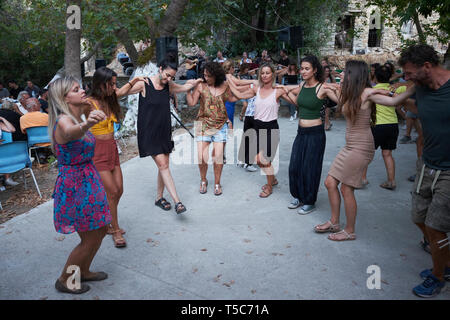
[0,141,42,198]
[1,131,13,144]
[26,126,51,165]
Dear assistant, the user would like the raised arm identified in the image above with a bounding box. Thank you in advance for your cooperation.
[368,85,416,106]
[227,76,257,100]
[276,87,296,105]
[170,78,203,94]
[55,110,106,145]
[226,74,258,88]
[116,76,149,98]
[186,83,202,107]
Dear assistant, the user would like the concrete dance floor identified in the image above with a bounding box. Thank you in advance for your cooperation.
[1,116,449,300]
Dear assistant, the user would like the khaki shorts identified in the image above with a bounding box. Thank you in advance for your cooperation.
[411,158,450,233]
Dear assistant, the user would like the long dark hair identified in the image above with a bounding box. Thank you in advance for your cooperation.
[300,55,324,83]
[90,67,122,120]
[339,60,376,125]
[204,61,226,87]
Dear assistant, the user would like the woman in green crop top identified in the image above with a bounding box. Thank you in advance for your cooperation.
[283,55,339,215]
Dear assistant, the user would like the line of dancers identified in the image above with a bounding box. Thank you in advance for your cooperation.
[48,45,449,297]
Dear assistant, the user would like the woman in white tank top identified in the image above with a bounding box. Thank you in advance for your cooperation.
[227,63,294,198]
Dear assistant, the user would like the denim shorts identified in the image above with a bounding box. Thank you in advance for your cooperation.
[196,123,228,143]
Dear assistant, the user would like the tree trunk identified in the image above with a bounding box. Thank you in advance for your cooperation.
[412,11,426,44]
[114,27,139,65]
[158,0,190,36]
[64,0,82,79]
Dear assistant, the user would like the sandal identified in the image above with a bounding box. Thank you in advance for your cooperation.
[199,180,208,194]
[327,229,356,241]
[55,279,90,294]
[81,272,108,282]
[106,224,125,235]
[259,185,272,198]
[314,220,341,233]
[112,230,127,248]
[155,197,171,211]
[175,202,186,214]
[214,184,222,196]
[262,179,278,190]
[380,181,396,190]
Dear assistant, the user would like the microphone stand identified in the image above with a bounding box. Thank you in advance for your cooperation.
[171,110,194,138]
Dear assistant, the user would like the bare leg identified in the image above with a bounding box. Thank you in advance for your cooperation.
[152,154,180,204]
[325,175,341,225]
[197,141,210,183]
[58,227,107,284]
[426,226,450,281]
[381,149,396,184]
[340,183,357,234]
[212,142,224,187]
[98,167,123,233]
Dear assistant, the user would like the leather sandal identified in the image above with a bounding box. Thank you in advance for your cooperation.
[314,220,341,233]
[81,272,108,282]
[214,184,222,196]
[262,179,278,190]
[259,185,272,198]
[175,202,186,214]
[380,181,396,190]
[155,197,171,211]
[112,230,127,248]
[55,279,90,294]
[106,224,125,235]
[199,180,208,194]
[328,229,356,241]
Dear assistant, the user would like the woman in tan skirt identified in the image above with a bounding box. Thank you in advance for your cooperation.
[314,60,411,241]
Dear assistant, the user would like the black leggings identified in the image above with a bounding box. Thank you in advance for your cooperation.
[289,124,326,205]
[238,116,257,165]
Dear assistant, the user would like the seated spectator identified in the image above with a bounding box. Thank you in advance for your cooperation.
[25,80,40,98]
[0,101,28,141]
[38,88,49,113]
[275,49,291,83]
[213,50,227,64]
[8,80,23,99]
[0,82,10,100]
[0,115,20,186]
[20,97,49,134]
[240,51,252,65]
[255,49,272,66]
[17,91,31,115]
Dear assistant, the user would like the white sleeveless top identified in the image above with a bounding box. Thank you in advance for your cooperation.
[253,87,280,122]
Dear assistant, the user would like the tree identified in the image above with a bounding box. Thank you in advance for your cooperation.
[366,0,449,60]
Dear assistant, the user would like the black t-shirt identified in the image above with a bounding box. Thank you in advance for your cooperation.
[278,57,290,67]
[39,99,49,113]
[9,87,23,99]
[0,109,27,141]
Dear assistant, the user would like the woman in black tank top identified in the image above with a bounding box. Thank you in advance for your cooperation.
[128,54,202,214]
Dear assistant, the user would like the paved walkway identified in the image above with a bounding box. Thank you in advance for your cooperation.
[1,116,448,300]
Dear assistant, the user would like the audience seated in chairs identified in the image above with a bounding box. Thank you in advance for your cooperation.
[0,116,19,186]
[20,97,50,163]
[16,91,31,115]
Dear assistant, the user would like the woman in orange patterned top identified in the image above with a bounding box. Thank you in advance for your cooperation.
[186,62,239,196]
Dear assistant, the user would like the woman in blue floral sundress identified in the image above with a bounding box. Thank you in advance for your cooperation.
[48,76,111,294]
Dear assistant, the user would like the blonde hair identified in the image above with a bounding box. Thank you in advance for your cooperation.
[47,76,81,151]
[222,60,234,74]
[257,63,276,88]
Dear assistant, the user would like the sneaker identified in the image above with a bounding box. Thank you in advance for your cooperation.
[288,198,302,209]
[5,178,19,186]
[408,174,416,182]
[297,204,316,215]
[236,161,244,168]
[244,164,258,172]
[412,274,446,298]
[420,267,450,281]
[294,111,297,120]
[399,135,411,144]
[289,116,294,121]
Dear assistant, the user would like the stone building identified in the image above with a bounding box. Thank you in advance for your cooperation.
[320,0,447,57]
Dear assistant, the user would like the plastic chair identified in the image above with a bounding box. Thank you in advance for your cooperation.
[0,141,42,198]
[26,126,51,165]
[1,131,13,144]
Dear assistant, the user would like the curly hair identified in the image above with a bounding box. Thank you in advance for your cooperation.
[398,44,440,67]
[301,55,324,83]
[204,61,226,87]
